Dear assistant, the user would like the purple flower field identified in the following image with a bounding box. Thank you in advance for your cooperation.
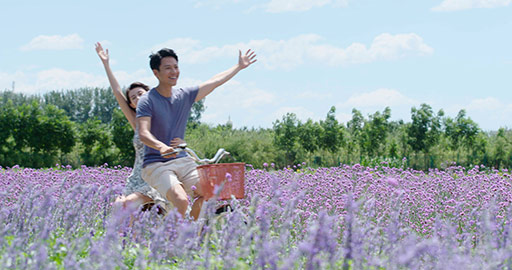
[2,163,512,269]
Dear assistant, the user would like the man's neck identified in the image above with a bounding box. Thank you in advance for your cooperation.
[155,84,172,98]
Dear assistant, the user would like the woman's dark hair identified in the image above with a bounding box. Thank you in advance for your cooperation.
[149,48,179,71]
[125,82,150,111]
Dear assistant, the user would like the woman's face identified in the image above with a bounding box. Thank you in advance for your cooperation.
[128,87,146,109]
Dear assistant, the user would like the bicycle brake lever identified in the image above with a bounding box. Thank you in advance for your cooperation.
[176,143,187,149]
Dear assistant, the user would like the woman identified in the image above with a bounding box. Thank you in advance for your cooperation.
[95,42,181,213]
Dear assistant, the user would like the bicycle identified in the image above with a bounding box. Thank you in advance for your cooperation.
[161,143,246,220]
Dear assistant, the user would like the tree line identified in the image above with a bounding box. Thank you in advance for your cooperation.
[1,89,512,170]
[0,89,204,168]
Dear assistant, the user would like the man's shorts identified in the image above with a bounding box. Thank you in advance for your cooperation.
[142,156,200,199]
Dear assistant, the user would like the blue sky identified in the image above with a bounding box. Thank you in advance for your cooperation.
[1,0,511,131]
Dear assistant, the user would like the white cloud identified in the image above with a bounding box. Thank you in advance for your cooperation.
[296,90,333,100]
[430,97,512,131]
[432,0,511,11]
[35,69,103,91]
[333,88,421,123]
[203,80,276,111]
[20,34,84,51]
[466,97,504,111]
[310,33,433,66]
[0,68,157,95]
[147,38,203,57]
[0,71,29,91]
[149,33,432,70]
[264,0,349,13]
[339,88,419,108]
[200,80,279,127]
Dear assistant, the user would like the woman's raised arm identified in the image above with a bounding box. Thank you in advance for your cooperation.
[95,42,136,129]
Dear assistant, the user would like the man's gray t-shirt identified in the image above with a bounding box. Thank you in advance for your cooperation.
[136,86,199,167]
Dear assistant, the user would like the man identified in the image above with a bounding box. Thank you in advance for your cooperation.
[137,48,257,219]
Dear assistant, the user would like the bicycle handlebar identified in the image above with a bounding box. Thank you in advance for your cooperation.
[161,143,230,165]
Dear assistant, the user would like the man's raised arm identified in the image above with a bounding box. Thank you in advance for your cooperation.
[195,49,257,102]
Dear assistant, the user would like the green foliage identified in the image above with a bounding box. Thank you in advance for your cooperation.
[188,99,206,129]
[345,109,364,159]
[35,104,76,154]
[3,87,512,171]
[0,90,39,107]
[186,123,276,169]
[298,119,321,153]
[319,106,344,153]
[407,104,443,154]
[91,87,119,123]
[78,118,116,166]
[43,89,92,123]
[111,108,135,167]
[444,109,480,151]
[0,100,76,167]
[359,107,391,156]
[273,113,300,164]
[489,128,511,169]
[0,100,16,164]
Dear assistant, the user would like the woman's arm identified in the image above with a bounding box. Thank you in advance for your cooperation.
[95,42,136,130]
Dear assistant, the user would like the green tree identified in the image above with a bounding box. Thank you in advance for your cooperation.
[0,101,75,167]
[0,90,39,107]
[359,107,391,157]
[91,87,118,123]
[297,119,322,153]
[188,99,206,129]
[31,104,76,167]
[346,109,364,157]
[111,108,135,167]
[319,106,343,153]
[273,113,299,164]
[386,119,406,159]
[444,109,480,151]
[43,88,93,123]
[13,101,41,153]
[33,104,75,154]
[489,128,512,169]
[471,132,488,165]
[0,100,16,164]
[79,118,116,166]
[407,104,443,154]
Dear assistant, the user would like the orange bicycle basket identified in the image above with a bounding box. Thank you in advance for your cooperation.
[197,163,245,200]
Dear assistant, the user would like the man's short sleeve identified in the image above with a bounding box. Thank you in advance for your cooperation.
[136,93,152,118]
[185,86,199,105]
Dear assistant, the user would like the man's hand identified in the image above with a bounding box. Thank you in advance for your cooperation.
[160,145,177,159]
[238,49,257,70]
[95,42,109,63]
[196,49,257,102]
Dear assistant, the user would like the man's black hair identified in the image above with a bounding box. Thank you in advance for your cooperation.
[149,48,179,71]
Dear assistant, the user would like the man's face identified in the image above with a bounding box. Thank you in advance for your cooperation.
[153,57,179,86]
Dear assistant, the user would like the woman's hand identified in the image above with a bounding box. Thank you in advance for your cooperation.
[95,42,109,64]
[170,138,186,148]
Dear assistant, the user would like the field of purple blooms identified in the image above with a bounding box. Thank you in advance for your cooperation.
[2,163,512,269]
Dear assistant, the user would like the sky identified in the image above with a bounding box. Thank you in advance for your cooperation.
[1,0,511,131]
